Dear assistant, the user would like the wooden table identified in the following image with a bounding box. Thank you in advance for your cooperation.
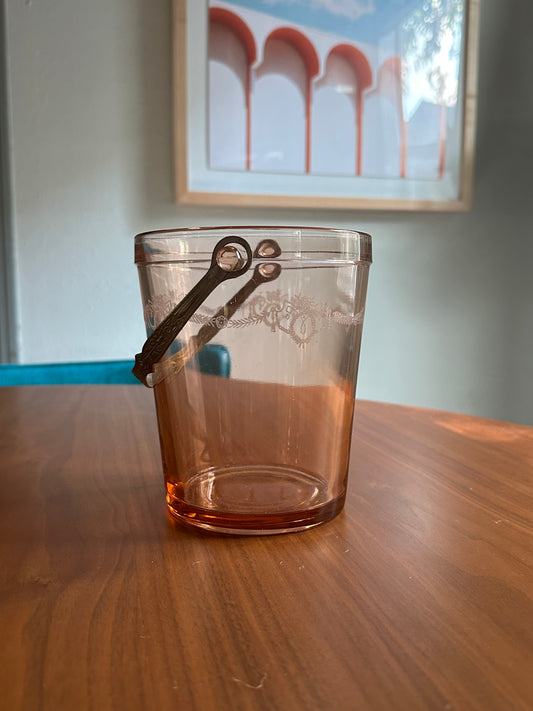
[1,386,532,711]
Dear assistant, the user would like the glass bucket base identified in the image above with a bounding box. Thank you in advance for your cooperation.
[165,466,346,535]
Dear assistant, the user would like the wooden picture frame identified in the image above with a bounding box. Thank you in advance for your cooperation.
[174,0,479,211]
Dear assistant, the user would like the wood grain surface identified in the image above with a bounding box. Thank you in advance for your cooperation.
[0,386,532,711]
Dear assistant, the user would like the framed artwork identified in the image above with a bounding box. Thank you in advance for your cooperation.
[173,0,479,211]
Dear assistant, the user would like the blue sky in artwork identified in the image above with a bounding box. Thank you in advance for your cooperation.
[220,0,423,43]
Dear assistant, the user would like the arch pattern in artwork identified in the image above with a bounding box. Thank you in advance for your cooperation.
[207,6,446,180]
[260,27,319,173]
[209,7,257,169]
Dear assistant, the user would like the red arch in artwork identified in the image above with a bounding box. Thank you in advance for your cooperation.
[376,56,407,178]
[209,7,257,64]
[377,56,403,96]
[263,28,320,173]
[329,44,372,91]
[328,44,373,176]
[209,8,257,170]
[265,27,320,79]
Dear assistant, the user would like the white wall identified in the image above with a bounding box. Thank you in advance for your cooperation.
[5,0,533,425]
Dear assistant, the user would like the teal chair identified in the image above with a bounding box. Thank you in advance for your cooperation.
[0,361,140,386]
[0,346,231,386]
[170,342,231,378]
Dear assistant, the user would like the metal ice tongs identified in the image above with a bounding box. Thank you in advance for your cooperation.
[132,235,281,387]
